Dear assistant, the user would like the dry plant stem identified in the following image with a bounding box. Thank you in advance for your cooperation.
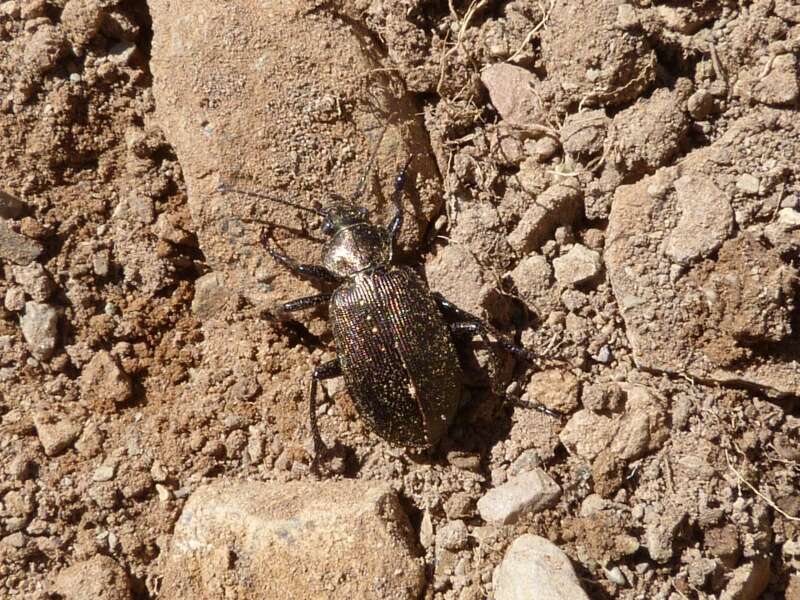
[724,448,800,523]
[437,0,487,96]
[507,0,555,63]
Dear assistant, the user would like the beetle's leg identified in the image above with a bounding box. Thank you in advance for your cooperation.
[449,321,505,396]
[279,293,331,314]
[261,230,339,283]
[433,294,535,362]
[308,358,342,467]
[387,157,413,246]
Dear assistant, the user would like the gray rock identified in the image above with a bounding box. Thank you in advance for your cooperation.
[644,506,687,563]
[477,468,561,525]
[553,244,602,285]
[33,411,82,456]
[161,479,424,599]
[493,534,589,600]
[435,519,468,551]
[687,88,715,120]
[751,53,799,106]
[0,219,43,265]
[4,286,25,312]
[53,554,132,600]
[20,301,59,360]
[12,262,55,301]
[665,175,733,264]
[0,190,25,219]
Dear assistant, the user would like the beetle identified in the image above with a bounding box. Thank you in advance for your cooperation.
[222,157,541,461]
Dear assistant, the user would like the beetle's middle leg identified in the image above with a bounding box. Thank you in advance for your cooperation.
[278,293,331,315]
[308,358,342,463]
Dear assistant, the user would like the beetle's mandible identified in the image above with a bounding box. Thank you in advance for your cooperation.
[221,151,538,461]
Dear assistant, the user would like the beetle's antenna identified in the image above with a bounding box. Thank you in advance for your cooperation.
[218,183,323,216]
[351,120,392,201]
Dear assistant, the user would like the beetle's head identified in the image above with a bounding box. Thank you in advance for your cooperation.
[317,198,370,236]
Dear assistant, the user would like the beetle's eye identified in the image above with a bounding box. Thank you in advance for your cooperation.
[358,207,368,217]
[322,219,334,234]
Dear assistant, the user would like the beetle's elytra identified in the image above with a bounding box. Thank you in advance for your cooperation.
[222,151,536,459]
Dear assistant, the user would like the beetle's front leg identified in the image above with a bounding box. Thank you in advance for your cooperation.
[308,358,342,467]
[261,230,339,284]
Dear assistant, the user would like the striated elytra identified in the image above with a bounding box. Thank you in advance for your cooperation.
[222,153,535,462]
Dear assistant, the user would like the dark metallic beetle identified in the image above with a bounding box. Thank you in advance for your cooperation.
[223,159,535,457]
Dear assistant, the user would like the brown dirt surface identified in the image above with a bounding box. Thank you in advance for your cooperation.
[1,1,799,599]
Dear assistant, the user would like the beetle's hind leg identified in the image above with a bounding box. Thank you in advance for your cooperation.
[260,229,339,284]
[433,294,560,418]
[308,358,342,470]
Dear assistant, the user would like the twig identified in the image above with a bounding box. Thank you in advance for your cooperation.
[508,0,555,63]
[724,449,800,522]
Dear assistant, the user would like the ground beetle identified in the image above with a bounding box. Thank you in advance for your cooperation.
[222,149,539,461]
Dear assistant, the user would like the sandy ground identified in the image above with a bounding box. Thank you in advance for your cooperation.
[1,0,799,598]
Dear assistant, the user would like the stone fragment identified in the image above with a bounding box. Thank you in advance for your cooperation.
[480,64,543,126]
[52,554,132,600]
[80,350,133,406]
[561,110,609,160]
[420,510,435,549]
[735,174,760,195]
[4,286,25,311]
[553,244,602,285]
[33,411,82,456]
[12,262,55,301]
[507,253,552,306]
[605,81,691,176]
[0,219,43,265]
[507,184,583,253]
[665,175,733,264]
[560,384,667,462]
[191,271,234,320]
[160,480,424,599]
[435,520,468,551]
[20,301,58,359]
[540,0,655,106]
[425,244,497,318]
[0,190,25,219]
[752,54,799,106]
[493,534,589,600]
[687,88,715,120]
[720,558,771,600]
[559,409,616,460]
[23,24,65,74]
[477,468,561,525]
[644,506,687,563]
[61,0,106,54]
[525,369,580,414]
[108,41,138,66]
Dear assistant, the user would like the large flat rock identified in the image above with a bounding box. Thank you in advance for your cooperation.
[149,0,442,313]
[161,479,424,599]
[606,109,800,396]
